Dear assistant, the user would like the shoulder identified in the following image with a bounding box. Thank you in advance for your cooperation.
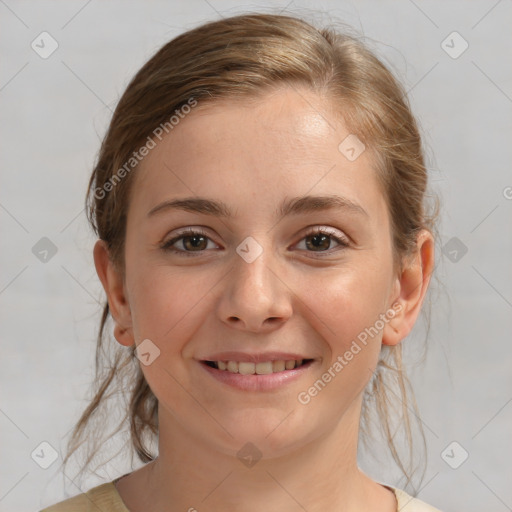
[391,486,443,512]
[39,481,129,512]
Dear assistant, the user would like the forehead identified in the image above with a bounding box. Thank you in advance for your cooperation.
[128,86,387,223]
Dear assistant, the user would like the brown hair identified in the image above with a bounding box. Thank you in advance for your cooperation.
[62,12,439,492]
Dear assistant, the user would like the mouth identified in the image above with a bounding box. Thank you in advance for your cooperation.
[201,358,315,375]
[197,352,318,391]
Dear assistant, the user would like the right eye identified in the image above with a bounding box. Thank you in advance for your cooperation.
[160,228,221,256]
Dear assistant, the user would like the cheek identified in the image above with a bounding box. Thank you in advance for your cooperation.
[303,265,390,374]
[309,265,389,333]
[126,265,212,400]
[126,261,208,345]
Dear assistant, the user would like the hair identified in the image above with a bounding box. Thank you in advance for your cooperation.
[62,11,439,493]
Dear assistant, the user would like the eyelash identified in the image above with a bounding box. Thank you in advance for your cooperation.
[160,227,350,257]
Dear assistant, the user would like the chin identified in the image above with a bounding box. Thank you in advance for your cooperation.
[208,408,315,458]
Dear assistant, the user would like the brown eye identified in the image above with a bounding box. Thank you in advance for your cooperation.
[296,228,349,254]
[305,233,332,251]
[180,234,208,251]
[161,229,218,256]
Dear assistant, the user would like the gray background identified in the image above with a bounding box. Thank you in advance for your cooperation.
[1,1,511,511]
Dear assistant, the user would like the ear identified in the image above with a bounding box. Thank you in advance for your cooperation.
[382,229,435,346]
[93,239,134,347]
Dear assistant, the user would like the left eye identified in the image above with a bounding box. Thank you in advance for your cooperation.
[295,228,349,254]
[160,227,349,256]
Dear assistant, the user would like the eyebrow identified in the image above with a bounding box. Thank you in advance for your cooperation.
[147,194,368,219]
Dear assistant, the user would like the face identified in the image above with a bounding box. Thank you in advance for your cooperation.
[105,86,407,458]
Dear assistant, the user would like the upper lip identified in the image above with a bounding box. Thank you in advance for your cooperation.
[199,352,314,363]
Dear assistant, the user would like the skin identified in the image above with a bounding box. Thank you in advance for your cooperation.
[94,85,434,512]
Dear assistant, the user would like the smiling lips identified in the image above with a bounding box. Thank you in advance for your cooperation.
[199,353,316,391]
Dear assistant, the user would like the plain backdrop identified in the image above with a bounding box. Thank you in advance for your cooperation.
[1,1,511,511]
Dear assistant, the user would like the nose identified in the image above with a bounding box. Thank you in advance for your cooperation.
[216,243,293,333]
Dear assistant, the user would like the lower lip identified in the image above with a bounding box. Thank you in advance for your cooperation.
[199,360,315,391]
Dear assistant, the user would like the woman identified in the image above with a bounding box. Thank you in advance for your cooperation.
[41,12,441,512]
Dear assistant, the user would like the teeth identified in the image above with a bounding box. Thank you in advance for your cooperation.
[210,359,307,374]
[239,362,255,375]
[227,361,238,373]
[272,360,285,372]
[256,361,273,374]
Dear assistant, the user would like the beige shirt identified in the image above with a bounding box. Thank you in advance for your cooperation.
[40,480,442,512]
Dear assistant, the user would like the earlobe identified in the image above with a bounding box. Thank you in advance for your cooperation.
[381,300,405,346]
[93,239,135,347]
[382,230,435,346]
[113,324,134,347]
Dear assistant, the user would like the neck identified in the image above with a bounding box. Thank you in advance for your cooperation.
[126,397,396,512]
